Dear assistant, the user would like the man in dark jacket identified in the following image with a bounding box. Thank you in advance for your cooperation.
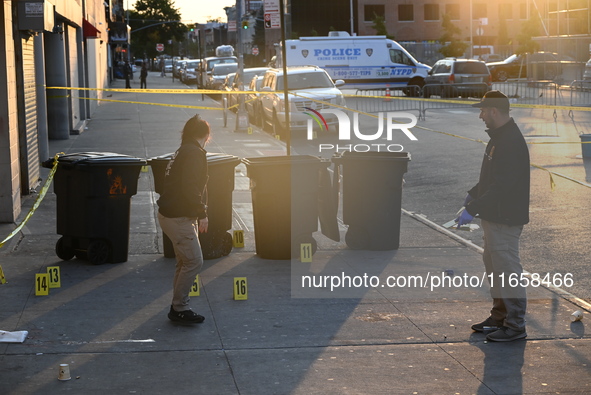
[456,90,530,342]
[157,115,210,324]
[123,61,132,89]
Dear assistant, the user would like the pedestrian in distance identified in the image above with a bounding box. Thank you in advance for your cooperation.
[157,114,210,324]
[140,63,148,89]
[455,90,530,342]
[123,61,132,89]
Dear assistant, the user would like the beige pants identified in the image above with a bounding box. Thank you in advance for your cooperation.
[482,219,527,330]
[157,213,204,312]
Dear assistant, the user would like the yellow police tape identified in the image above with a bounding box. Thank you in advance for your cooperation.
[0,153,63,249]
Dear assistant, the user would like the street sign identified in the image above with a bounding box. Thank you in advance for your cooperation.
[264,0,281,29]
[228,20,236,32]
[156,43,164,52]
[252,46,259,56]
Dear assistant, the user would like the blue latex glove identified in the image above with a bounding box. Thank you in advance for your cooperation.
[456,209,474,229]
[463,193,474,207]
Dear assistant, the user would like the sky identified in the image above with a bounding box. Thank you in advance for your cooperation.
[173,0,235,24]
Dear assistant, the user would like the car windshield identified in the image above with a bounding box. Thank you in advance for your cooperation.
[186,60,200,68]
[276,72,334,90]
[212,64,238,75]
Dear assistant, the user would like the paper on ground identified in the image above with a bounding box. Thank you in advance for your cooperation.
[442,219,480,231]
[0,330,28,343]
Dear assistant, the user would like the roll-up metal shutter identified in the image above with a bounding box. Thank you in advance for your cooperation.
[19,36,40,194]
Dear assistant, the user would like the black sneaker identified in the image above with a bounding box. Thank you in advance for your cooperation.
[168,306,205,324]
[486,326,527,342]
[471,316,503,332]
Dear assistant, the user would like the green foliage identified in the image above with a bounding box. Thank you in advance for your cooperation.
[371,13,395,40]
[128,0,187,59]
[515,15,541,55]
[438,13,468,57]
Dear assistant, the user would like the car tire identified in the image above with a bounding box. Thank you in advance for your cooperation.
[494,70,508,82]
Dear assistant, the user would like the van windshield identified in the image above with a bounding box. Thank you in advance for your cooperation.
[389,49,415,66]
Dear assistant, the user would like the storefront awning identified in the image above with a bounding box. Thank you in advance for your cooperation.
[83,19,101,38]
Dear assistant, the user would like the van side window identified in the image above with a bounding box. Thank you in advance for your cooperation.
[390,49,415,66]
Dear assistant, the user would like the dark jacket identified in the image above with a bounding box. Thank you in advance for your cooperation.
[466,118,530,226]
[157,140,208,219]
[140,66,148,79]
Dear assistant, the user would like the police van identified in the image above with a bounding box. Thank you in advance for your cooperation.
[276,32,430,94]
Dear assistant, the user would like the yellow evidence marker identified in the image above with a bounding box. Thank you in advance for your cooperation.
[35,273,49,296]
[233,277,248,300]
[189,274,200,296]
[300,243,313,262]
[233,230,245,248]
[47,266,61,288]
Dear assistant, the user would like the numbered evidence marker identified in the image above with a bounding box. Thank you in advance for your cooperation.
[189,274,200,296]
[0,266,6,284]
[233,277,248,300]
[233,230,245,248]
[47,266,61,288]
[300,243,313,262]
[35,273,49,296]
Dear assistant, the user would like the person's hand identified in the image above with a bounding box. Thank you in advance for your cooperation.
[463,193,474,207]
[455,209,474,229]
[198,217,209,233]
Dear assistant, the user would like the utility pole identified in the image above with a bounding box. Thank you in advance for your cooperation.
[235,0,250,132]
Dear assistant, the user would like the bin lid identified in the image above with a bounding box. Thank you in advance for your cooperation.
[58,152,147,165]
[148,152,241,165]
[332,151,410,162]
[243,155,325,167]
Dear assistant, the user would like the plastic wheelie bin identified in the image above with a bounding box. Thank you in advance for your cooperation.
[148,152,241,259]
[243,155,331,260]
[332,151,410,250]
[50,152,146,264]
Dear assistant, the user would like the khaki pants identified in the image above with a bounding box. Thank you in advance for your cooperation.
[482,219,527,330]
[157,213,204,312]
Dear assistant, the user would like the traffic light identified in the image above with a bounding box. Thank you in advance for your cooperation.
[242,20,249,29]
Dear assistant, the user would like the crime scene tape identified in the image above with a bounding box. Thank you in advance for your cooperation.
[0,153,63,249]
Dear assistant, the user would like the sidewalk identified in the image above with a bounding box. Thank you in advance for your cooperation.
[0,73,590,394]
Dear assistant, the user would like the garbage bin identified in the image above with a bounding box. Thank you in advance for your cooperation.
[148,152,241,259]
[243,155,330,260]
[580,134,591,158]
[50,152,146,264]
[332,151,410,250]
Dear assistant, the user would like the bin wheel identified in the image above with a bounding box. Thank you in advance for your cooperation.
[87,239,110,265]
[56,237,75,261]
[345,226,369,250]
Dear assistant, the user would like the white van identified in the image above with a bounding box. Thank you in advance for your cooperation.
[275,32,431,93]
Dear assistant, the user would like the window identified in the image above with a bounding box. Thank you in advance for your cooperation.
[499,4,512,20]
[473,3,487,19]
[519,3,527,19]
[424,4,440,21]
[389,49,415,66]
[364,4,385,22]
[398,4,414,22]
[445,4,460,20]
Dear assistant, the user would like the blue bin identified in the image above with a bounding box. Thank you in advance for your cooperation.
[581,134,591,158]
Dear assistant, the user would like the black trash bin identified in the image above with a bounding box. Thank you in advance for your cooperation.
[243,155,330,260]
[332,151,410,250]
[51,152,146,264]
[148,152,241,259]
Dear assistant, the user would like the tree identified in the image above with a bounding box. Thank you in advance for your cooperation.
[371,13,394,40]
[128,0,187,59]
[438,13,468,57]
[515,14,542,55]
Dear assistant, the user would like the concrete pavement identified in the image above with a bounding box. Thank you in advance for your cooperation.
[0,71,590,394]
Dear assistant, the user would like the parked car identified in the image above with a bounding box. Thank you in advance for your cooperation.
[423,58,492,98]
[259,66,346,136]
[221,73,238,109]
[486,52,574,82]
[207,63,238,90]
[198,56,238,88]
[227,67,270,110]
[181,59,200,84]
[163,59,173,73]
[173,59,187,80]
[245,75,265,126]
